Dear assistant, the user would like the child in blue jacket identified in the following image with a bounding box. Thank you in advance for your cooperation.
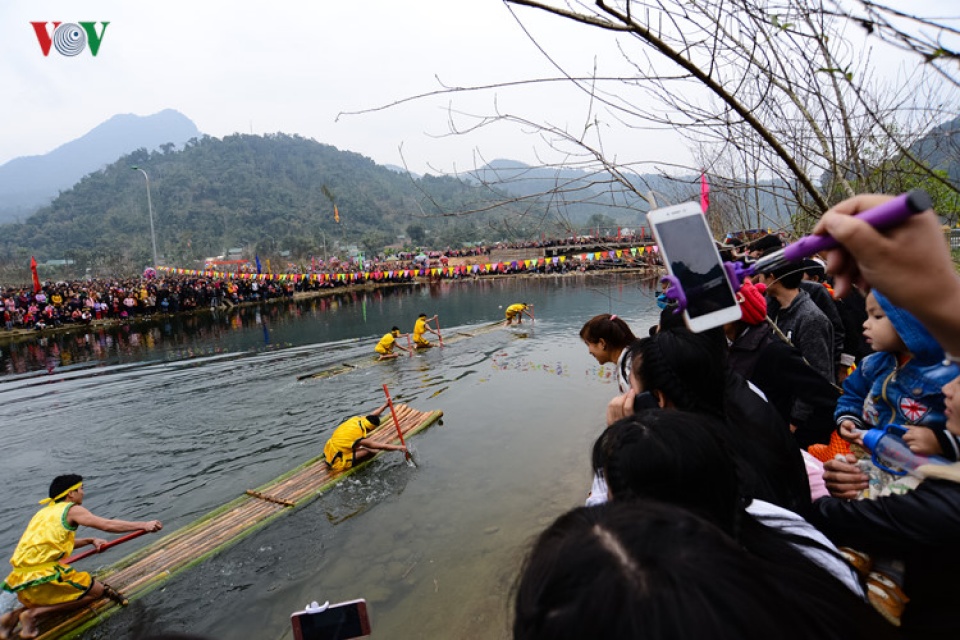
[837,290,958,458]
[834,289,958,626]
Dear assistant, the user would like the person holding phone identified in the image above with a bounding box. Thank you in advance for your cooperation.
[323,403,406,471]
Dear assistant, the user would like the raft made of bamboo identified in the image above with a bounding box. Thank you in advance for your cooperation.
[34,403,443,640]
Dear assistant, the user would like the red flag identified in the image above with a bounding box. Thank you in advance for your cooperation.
[334,204,340,224]
[700,172,710,214]
[30,256,41,293]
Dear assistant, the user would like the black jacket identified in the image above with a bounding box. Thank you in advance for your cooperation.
[807,477,960,639]
[722,371,811,514]
[728,323,839,448]
[800,280,845,368]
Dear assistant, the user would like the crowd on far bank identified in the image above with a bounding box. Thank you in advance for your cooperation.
[2,248,660,334]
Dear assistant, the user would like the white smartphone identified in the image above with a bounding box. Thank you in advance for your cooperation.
[291,599,371,640]
[647,202,742,332]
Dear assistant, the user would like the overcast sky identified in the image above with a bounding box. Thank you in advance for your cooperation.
[0,1,954,176]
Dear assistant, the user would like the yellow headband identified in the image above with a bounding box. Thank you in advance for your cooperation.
[40,481,82,505]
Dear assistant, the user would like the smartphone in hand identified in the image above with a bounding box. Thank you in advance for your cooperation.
[291,599,371,640]
[647,202,742,332]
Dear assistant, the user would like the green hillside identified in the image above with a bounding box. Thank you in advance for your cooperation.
[0,134,545,271]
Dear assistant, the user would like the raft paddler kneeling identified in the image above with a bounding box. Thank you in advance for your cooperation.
[375,327,412,360]
[504,302,534,326]
[0,475,163,640]
[323,402,407,471]
[412,313,439,348]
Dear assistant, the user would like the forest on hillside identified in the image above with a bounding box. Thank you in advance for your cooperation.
[0,134,582,274]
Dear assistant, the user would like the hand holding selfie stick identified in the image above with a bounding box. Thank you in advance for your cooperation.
[662,190,932,314]
[735,189,932,285]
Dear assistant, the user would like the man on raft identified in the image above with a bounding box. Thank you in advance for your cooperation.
[412,313,440,348]
[375,327,412,360]
[1,475,163,639]
[324,402,408,471]
[504,302,534,326]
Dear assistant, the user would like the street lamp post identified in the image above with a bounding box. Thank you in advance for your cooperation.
[131,166,158,271]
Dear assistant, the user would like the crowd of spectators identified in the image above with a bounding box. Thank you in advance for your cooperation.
[2,245,660,333]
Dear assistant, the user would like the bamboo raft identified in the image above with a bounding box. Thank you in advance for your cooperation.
[34,403,443,640]
[297,321,506,381]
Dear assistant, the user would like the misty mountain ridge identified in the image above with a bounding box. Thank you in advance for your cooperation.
[0,109,199,223]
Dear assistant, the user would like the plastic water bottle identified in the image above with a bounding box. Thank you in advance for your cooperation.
[861,426,951,476]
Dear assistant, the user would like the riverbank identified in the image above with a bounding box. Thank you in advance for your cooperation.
[0,265,659,349]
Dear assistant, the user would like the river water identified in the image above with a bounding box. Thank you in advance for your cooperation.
[0,273,660,640]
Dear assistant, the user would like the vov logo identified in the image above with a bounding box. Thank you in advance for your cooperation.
[30,22,110,57]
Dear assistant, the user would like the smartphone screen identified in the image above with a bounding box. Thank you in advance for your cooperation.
[649,203,741,331]
[291,600,370,640]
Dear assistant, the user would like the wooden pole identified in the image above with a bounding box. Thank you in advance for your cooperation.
[382,384,410,461]
[436,317,444,348]
[64,530,148,564]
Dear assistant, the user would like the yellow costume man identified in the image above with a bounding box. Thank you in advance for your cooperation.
[375,327,411,360]
[1,475,162,639]
[323,403,406,471]
[505,302,534,325]
[412,313,439,348]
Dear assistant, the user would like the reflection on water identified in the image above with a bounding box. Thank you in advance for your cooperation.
[0,273,661,640]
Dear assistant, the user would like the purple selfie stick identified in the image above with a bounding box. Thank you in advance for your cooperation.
[742,189,932,282]
[666,190,933,312]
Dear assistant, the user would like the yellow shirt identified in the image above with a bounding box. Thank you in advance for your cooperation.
[4,501,77,589]
[413,318,429,344]
[375,332,397,354]
[323,416,376,471]
[506,303,526,317]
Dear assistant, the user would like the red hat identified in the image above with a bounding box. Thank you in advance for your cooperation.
[737,280,767,325]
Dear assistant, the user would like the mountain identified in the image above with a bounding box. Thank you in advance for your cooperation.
[910,115,960,184]
[0,109,200,223]
[468,160,805,232]
[468,159,657,226]
[0,133,540,272]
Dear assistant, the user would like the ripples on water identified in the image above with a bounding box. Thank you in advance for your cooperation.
[0,275,661,639]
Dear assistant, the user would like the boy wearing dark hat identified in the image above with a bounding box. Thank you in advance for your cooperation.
[758,262,835,384]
